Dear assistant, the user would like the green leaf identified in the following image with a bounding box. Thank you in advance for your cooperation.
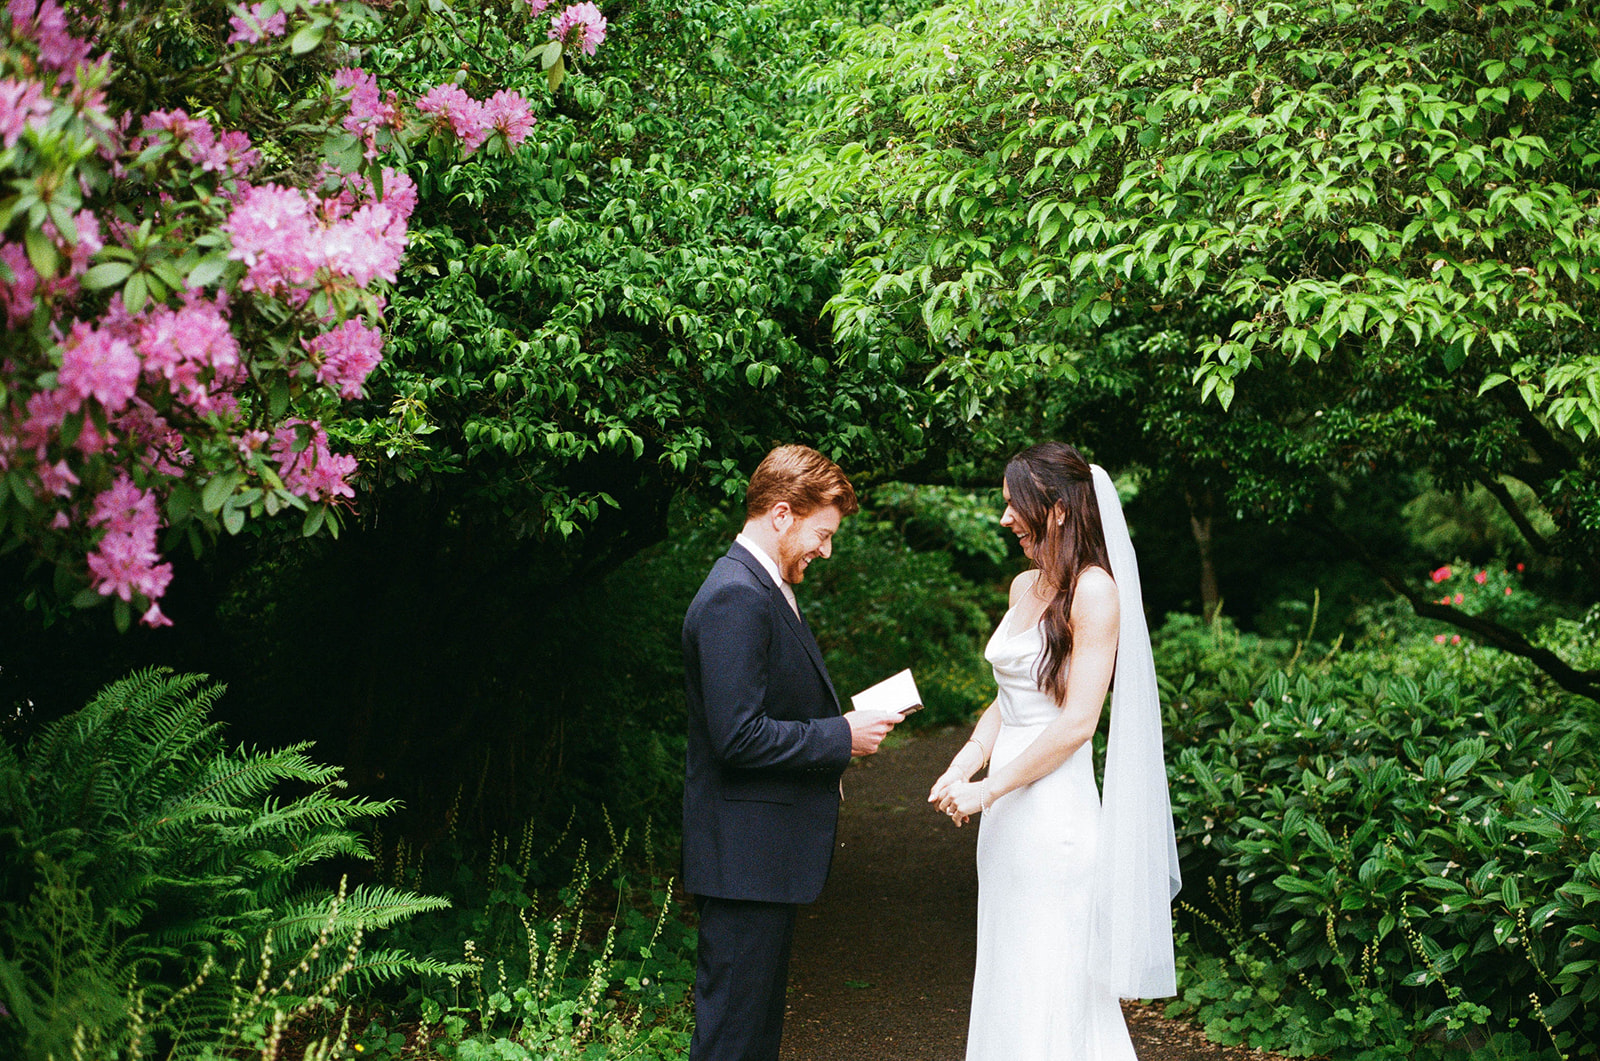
[303,503,327,537]
[186,253,229,289]
[83,262,134,290]
[290,20,326,54]
[123,272,148,314]
[270,376,291,419]
[24,228,58,280]
[201,470,243,513]
[541,40,565,71]
[222,504,246,536]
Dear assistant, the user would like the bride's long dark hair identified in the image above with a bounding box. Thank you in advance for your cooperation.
[1004,442,1111,704]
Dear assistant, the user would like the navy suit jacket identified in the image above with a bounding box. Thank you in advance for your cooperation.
[681,541,853,904]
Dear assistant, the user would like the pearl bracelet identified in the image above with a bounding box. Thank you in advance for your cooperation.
[980,779,994,811]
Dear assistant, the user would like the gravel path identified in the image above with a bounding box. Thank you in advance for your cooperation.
[778,725,1289,1061]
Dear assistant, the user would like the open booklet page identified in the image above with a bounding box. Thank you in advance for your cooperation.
[850,668,922,716]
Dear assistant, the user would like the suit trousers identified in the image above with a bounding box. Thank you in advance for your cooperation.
[690,895,799,1061]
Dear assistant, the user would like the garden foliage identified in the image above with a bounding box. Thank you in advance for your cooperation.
[0,0,608,626]
[1157,614,1600,1057]
[779,0,1600,694]
[0,668,458,1058]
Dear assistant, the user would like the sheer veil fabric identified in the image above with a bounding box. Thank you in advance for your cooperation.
[1087,464,1182,999]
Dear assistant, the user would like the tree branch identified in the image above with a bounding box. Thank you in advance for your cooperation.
[1313,515,1600,704]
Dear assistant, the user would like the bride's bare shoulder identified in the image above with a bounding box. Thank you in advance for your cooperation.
[1071,566,1120,627]
[1008,568,1044,607]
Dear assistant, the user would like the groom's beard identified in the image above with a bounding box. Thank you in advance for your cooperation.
[776,536,811,583]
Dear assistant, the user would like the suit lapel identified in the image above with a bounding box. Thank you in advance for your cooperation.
[726,543,841,713]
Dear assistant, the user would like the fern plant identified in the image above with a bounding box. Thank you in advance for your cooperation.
[0,668,461,1059]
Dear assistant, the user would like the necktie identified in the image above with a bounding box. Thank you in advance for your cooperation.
[780,581,801,620]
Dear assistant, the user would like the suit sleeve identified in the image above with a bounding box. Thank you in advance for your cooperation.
[694,581,852,772]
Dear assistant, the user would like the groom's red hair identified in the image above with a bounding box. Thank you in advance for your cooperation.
[745,444,858,520]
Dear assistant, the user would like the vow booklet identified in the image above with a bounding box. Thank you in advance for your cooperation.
[851,668,923,717]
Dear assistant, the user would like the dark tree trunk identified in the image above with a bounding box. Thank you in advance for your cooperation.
[1185,486,1221,622]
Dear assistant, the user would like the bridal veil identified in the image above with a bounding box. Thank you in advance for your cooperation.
[1087,464,1182,999]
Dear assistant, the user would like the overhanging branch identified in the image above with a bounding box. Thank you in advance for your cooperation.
[1313,516,1600,704]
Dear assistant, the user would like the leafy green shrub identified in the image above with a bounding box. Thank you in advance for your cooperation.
[1162,636,1600,1059]
[0,669,459,1059]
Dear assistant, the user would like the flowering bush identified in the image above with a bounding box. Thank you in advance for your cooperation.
[1422,560,1556,633]
[0,0,607,628]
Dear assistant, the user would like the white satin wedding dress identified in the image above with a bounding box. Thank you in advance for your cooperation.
[965,604,1137,1061]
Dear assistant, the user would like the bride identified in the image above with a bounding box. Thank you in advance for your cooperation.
[930,442,1181,1061]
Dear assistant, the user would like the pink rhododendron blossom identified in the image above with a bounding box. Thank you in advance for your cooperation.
[227,2,287,44]
[8,0,92,73]
[1429,565,1451,583]
[142,109,255,177]
[90,474,160,535]
[1505,586,1513,596]
[63,209,102,277]
[380,167,418,223]
[305,318,384,398]
[221,183,318,292]
[20,386,76,450]
[333,67,404,151]
[483,89,535,147]
[87,528,172,602]
[340,202,406,283]
[1473,569,1487,584]
[136,295,243,411]
[415,83,489,154]
[1516,562,1525,572]
[1452,593,1464,605]
[142,602,173,627]
[1434,634,1447,644]
[0,77,52,148]
[37,458,77,497]
[86,475,172,605]
[524,0,551,13]
[549,2,607,56]
[222,182,408,295]
[0,242,38,325]
[1451,634,1461,645]
[58,321,139,412]
[270,420,357,502]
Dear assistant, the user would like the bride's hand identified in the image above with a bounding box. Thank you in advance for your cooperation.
[934,780,988,826]
[927,764,967,804]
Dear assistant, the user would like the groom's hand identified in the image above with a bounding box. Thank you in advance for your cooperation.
[845,709,898,756]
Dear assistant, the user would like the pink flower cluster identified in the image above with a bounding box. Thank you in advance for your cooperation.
[7,0,91,73]
[334,67,404,155]
[136,295,245,413]
[86,474,173,625]
[270,420,357,502]
[221,181,408,297]
[227,2,287,45]
[304,317,383,398]
[550,2,607,57]
[415,81,535,154]
[0,208,100,325]
[0,76,51,147]
[141,109,259,178]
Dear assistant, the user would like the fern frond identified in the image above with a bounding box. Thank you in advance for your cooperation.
[268,885,453,942]
[333,948,475,992]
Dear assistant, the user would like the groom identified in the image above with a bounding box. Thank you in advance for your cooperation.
[682,444,898,1061]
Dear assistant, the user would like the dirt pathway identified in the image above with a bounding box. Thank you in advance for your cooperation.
[779,726,1286,1061]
